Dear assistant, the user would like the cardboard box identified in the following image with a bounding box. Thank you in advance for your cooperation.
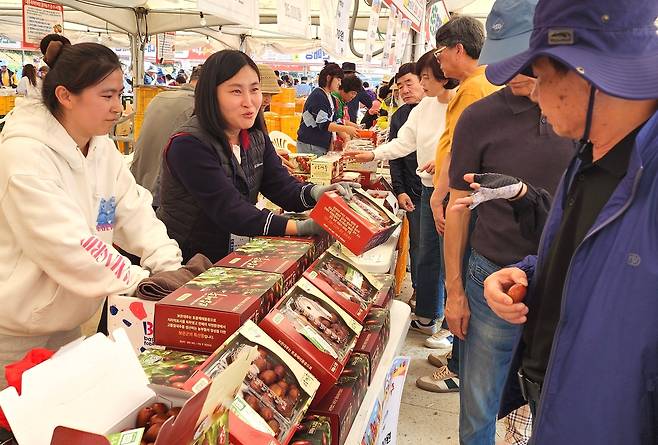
[292,173,311,183]
[288,153,316,174]
[303,244,382,324]
[107,294,156,354]
[216,238,314,292]
[138,348,208,395]
[154,267,284,354]
[353,309,391,384]
[309,189,402,256]
[259,278,362,403]
[185,321,320,445]
[366,189,399,215]
[289,415,332,445]
[367,175,394,193]
[307,353,370,445]
[310,154,343,180]
[371,274,395,308]
[0,329,254,445]
[259,234,333,263]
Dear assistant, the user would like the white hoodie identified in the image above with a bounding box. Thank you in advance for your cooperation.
[372,96,448,187]
[0,101,182,336]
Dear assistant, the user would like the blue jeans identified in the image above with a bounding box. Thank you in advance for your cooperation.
[406,195,421,289]
[296,141,328,156]
[414,186,445,320]
[459,250,522,445]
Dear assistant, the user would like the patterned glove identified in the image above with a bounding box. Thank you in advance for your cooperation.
[311,181,361,201]
[469,173,524,209]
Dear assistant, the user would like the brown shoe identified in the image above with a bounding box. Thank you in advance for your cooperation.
[427,351,451,368]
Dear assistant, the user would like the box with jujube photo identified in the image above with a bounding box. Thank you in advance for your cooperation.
[259,278,362,403]
[371,273,395,308]
[289,415,332,445]
[309,189,401,256]
[216,238,314,292]
[184,321,320,445]
[353,308,390,384]
[138,349,208,394]
[307,353,370,445]
[154,267,284,354]
[303,244,382,324]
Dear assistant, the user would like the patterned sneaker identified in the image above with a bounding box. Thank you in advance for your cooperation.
[424,329,453,349]
[416,366,460,393]
[427,351,452,368]
[409,317,438,335]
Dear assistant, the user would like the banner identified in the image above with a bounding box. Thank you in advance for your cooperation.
[426,0,450,49]
[277,0,310,38]
[381,5,397,68]
[389,12,403,67]
[335,0,353,58]
[383,0,424,32]
[361,356,411,445]
[394,18,412,72]
[362,0,382,63]
[197,0,258,28]
[155,31,176,64]
[21,0,63,50]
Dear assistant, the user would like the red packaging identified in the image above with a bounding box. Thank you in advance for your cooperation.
[259,278,362,403]
[154,267,284,353]
[289,153,317,174]
[307,353,370,445]
[216,238,314,292]
[366,175,394,192]
[371,274,395,308]
[184,321,320,445]
[303,244,382,324]
[309,189,401,256]
[288,415,332,445]
[353,309,390,384]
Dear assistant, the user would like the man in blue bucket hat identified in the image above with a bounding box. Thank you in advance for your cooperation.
[483,0,658,443]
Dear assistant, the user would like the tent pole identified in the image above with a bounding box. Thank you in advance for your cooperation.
[130,34,144,86]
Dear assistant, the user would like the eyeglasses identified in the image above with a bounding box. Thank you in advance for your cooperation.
[433,46,447,60]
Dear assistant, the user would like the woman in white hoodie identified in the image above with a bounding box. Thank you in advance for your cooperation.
[344,50,458,346]
[0,42,182,388]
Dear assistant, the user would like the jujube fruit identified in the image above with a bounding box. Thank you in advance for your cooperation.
[507,283,527,303]
[143,423,162,442]
[136,407,153,428]
[259,370,277,385]
[150,403,168,415]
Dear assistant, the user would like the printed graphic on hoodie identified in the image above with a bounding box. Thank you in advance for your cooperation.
[80,235,132,285]
[96,196,117,231]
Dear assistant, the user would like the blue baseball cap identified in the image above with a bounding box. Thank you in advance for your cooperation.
[486,0,658,100]
[479,0,538,66]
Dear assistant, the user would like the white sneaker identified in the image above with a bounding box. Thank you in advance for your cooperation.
[424,329,453,349]
[416,365,459,393]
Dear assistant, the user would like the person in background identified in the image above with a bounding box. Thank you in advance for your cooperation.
[296,63,359,156]
[295,76,313,97]
[0,61,17,88]
[130,65,203,206]
[157,50,357,263]
[342,62,374,123]
[332,75,363,128]
[144,66,157,85]
[38,66,49,79]
[387,62,426,310]
[293,78,299,86]
[363,81,376,101]
[175,74,187,85]
[0,42,183,389]
[165,74,176,86]
[156,69,166,85]
[16,64,40,98]
[484,0,658,442]
[256,64,281,112]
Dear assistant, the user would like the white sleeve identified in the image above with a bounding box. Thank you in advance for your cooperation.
[16,77,27,95]
[110,151,183,274]
[1,174,151,298]
[372,104,420,161]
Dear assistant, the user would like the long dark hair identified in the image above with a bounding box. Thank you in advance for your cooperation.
[22,64,37,87]
[42,42,121,117]
[194,50,266,146]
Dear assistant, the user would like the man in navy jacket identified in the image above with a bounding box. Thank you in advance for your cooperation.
[482,0,658,443]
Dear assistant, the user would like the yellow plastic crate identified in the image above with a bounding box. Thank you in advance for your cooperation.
[272,87,296,103]
[0,96,16,115]
[295,98,306,113]
[280,114,301,140]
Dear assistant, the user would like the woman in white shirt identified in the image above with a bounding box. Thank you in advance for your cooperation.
[16,64,41,98]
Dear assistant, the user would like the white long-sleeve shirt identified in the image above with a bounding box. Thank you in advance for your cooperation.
[0,101,182,336]
[373,96,447,187]
[16,76,41,98]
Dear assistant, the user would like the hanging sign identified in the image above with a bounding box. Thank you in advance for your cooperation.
[382,0,424,32]
[426,0,450,46]
[335,0,353,57]
[381,5,397,68]
[197,0,258,28]
[21,0,63,50]
[277,0,310,38]
[393,18,411,71]
[388,11,403,67]
[156,31,176,64]
[363,0,382,63]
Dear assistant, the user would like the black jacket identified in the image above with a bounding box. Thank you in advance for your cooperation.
[388,104,422,199]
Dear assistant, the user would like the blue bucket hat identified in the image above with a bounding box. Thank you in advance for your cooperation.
[485,0,658,100]
[479,0,538,66]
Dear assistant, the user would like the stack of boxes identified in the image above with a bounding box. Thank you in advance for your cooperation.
[264,87,303,140]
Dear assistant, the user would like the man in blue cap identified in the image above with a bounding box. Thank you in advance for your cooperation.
[483,0,658,443]
[417,1,574,443]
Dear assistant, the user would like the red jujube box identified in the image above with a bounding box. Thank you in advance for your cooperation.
[154,267,284,354]
[216,238,314,292]
[309,189,401,256]
[258,278,362,403]
[371,273,395,308]
[307,353,370,445]
[353,308,391,384]
[303,244,382,324]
